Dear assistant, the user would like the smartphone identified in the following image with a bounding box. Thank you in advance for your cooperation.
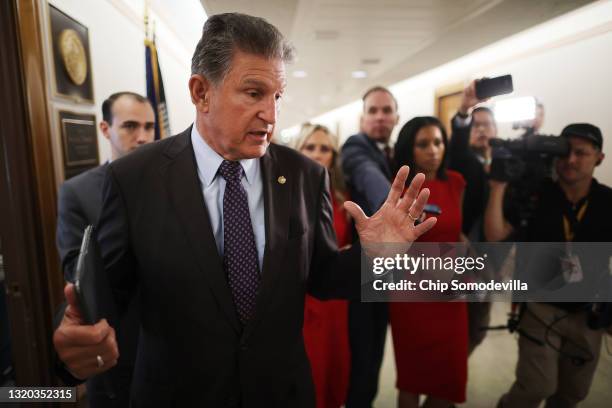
[475,75,513,99]
[423,204,442,215]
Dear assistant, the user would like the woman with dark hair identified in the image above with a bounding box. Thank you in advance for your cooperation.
[390,116,468,408]
[294,123,351,408]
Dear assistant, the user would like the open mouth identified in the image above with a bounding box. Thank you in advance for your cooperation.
[247,130,269,139]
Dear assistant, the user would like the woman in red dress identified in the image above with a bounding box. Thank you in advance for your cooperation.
[295,123,351,408]
[390,116,468,408]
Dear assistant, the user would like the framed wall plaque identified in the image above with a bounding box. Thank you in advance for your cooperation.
[49,4,94,103]
[58,110,99,179]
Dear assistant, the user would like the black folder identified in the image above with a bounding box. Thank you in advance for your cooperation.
[74,225,118,397]
[74,225,117,326]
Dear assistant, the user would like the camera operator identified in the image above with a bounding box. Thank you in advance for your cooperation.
[485,123,612,408]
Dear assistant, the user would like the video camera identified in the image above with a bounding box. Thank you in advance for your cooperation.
[489,134,569,183]
[489,134,569,232]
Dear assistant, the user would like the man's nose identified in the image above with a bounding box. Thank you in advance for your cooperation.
[258,98,277,125]
[136,127,149,144]
[567,152,578,164]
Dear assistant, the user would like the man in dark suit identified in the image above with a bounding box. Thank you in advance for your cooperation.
[447,80,498,355]
[448,80,497,240]
[341,86,399,408]
[56,91,155,406]
[53,13,436,407]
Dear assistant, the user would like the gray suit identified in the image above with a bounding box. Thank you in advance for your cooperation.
[56,164,139,407]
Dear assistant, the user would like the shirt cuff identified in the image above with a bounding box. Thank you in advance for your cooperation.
[453,113,471,128]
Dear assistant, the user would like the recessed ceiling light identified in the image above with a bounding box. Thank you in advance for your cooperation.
[362,58,380,65]
[352,70,367,79]
[292,70,308,78]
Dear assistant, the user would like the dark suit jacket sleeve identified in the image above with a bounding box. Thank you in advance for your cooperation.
[341,137,391,213]
[56,182,88,282]
[54,183,88,385]
[448,114,471,171]
[308,168,361,301]
[97,165,139,319]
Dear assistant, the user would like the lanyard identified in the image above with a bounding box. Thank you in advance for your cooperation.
[563,200,589,241]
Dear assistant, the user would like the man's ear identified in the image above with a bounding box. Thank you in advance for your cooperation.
[596,152,605,166]
[99,121,111,141]
[189,74,212,113]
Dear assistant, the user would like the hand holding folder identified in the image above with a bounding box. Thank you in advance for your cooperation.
[53,226,119,381]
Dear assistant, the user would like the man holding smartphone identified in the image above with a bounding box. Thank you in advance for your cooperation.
[446,79,500,356]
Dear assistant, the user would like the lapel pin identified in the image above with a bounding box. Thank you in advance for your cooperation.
[277,176,286,185]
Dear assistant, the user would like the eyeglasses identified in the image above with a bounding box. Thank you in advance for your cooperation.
[472,121,494,129]
[302,144,333,154]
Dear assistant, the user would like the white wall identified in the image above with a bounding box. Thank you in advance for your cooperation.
[43,0,203,177]
[302,0,612,186]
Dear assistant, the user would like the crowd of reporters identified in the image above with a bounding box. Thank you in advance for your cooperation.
[47,80,611,408]
[294,80,611,408]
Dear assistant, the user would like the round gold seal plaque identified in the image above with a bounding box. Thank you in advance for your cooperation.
[58,29,87,86]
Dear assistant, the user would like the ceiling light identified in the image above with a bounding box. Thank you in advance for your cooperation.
[362,58,380,65]
[292,70,307,78]
[351,70,368,79]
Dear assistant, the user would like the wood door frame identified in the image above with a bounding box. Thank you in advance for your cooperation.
[0,0,64,386]
[435,81,465,135]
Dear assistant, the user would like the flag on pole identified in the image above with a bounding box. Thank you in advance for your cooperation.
[145,28,170,140]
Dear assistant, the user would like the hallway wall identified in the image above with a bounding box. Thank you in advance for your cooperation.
[303,1,612,185]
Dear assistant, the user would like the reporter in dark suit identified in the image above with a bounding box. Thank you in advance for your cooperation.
[52,13,436,407]
[56,92,155,406]
[341,87,399,408]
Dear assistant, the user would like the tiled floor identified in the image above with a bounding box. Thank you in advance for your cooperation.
[374,302,612,407]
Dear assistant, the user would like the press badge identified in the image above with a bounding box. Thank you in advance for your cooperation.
[561,251,583,283]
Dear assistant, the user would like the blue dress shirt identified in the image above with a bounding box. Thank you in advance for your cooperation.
[191,125,266,270]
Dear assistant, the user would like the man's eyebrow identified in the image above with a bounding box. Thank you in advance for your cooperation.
[241,78,267,88]
[121,120,139,126]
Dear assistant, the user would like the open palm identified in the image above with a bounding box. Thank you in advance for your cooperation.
[344,166,437,245]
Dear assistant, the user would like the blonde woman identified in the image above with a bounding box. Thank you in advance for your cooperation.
[294,124,351,408]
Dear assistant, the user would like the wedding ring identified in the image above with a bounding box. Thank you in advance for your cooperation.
[96,355,104,368]
[408,212,419,222]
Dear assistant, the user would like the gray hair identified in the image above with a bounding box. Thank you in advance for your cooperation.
[191,13,294,85]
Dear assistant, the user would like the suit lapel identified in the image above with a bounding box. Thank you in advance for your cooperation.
[164,131,241,334]
[243,145,291,340]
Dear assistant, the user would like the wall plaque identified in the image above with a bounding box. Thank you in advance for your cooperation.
[49,5,94,103]
[58,110,99,179]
